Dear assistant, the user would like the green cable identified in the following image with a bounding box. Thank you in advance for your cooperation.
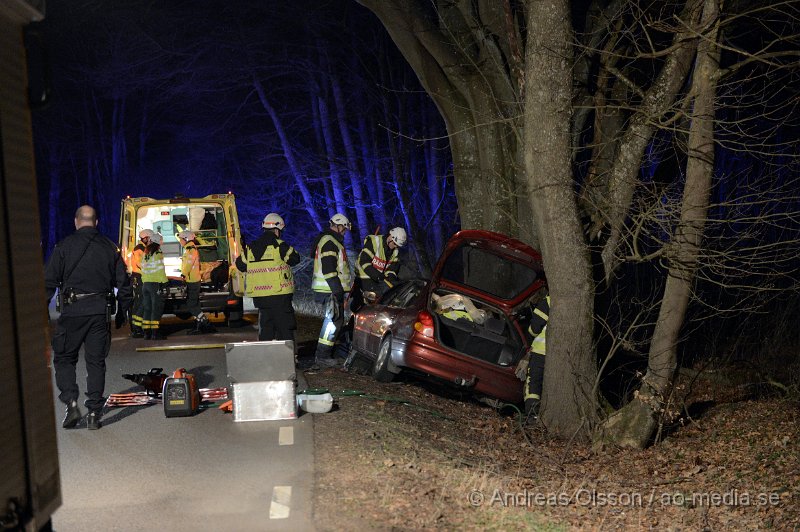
[298,388,453,419]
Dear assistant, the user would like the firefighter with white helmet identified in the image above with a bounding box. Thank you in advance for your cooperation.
[353,226,407,312]
[310,213,353,367]
[129,228,155,338]
[178,230,216,335]
[141,232,168,340]
[235,212,300,342]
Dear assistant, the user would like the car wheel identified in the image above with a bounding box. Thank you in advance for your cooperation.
[372,335,396,383]
[344,347,371,375]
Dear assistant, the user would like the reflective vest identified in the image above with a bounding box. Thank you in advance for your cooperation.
[141,249,168,283]
[441,309,473,322]
[181,243,201,283]
[130,244,145,275]
[244,241,295,297]
[312,234,351,293]
[356,235,398,280]
[529,295,550,355]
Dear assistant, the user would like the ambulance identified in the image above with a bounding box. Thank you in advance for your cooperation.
[119,193,245,323]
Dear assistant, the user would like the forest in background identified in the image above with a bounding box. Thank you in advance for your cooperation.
[30,0,457,274]
[29,0,800,444]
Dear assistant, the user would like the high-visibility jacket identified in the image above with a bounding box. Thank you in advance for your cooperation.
[181,243,202,283]
[141,249,168,283]
[244,240,295,297]
[441,309,473,322]
[528,295,550,355]
[356,234,399,289]
[130,243,145,276]
[312,233,351,293]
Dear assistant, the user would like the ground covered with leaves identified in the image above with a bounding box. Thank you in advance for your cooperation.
[295,317,798,530]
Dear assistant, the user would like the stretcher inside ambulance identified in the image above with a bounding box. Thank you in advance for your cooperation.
[119,194,245,323]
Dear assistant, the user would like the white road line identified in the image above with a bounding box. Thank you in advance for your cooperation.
[269,486,292,519]
[278,426,294,446]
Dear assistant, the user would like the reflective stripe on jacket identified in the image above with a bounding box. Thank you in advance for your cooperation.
[244,241,295,297]
[181,243,202,283]
[141,249,168,283]
[356,234,399,282]
[312,234,351,293]
[528,295,550,355]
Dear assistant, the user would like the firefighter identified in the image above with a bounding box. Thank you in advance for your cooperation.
[129,229,153,338]
[523,289,549,417]
[178,230,216,335]
[141,232,168,340]
[352,226,406,312]
[235,213,300,342]
[311,213,352,367]
[44,205,132,430]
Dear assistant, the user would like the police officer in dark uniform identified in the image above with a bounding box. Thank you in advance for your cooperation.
[45,205,133,430]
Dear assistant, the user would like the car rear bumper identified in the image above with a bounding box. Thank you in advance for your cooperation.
[400,338,523,403]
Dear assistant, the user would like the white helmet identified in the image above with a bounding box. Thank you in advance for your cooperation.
[178,230,195,241]
[389,227,407,247]
[139,229,155,240]
[150,232,163,245]
[330,213,351,231]
[262,212,285,230]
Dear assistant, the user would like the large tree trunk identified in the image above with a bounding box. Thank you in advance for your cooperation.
[356,0,536,245]
[524,0,598,437]
[599,0,720,449]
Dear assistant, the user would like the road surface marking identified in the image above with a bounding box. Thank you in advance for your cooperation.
[269,486,292,519]
[279,426,294,446]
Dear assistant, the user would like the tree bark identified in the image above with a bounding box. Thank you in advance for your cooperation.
[599,0,702,281]
[598,0,720,449]
[524,0,598,437]
[356,0,535,245]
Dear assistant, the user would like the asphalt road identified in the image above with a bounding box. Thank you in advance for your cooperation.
[49,313,317,532]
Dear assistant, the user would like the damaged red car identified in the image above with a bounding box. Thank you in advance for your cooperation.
[347,230,547,404]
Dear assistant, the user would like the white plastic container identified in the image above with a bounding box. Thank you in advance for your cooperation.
[297,392,334,414]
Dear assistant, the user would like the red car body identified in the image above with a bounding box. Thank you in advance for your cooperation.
[349,230,546,404]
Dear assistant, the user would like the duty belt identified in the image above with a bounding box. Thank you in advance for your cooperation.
[73,292,105,300]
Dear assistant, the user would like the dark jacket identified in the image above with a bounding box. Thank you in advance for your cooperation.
[44,226,132,317]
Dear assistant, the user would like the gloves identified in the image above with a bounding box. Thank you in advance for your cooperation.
[514,353,531,380]
[327,294,344,321]
[114,309,127,329]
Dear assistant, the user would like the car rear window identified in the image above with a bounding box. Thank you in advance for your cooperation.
[440,243,539,300]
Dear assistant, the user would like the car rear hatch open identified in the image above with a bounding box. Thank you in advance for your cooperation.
[426,230,546,367]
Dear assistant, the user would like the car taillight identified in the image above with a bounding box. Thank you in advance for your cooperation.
[414,310,434,338]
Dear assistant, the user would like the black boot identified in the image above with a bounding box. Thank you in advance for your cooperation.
[201,319,217,334]
[86,411,102,430]
[187,319,203,335]
[143,329,152,340]
[62,400,82,428]
[131,326,144,339]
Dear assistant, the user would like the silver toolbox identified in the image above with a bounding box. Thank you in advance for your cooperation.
[225,341,297,422]
[225,340,295,382]
[232,381,297,422]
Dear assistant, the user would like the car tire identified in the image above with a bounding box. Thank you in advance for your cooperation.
[372,335,396,383]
